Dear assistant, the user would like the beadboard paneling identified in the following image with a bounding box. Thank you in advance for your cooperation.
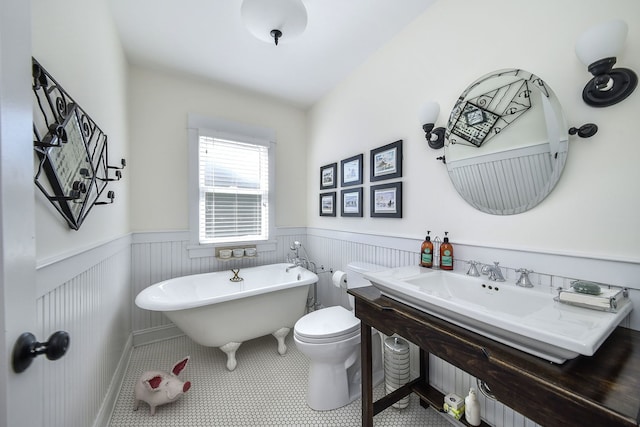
[36,239,131,427]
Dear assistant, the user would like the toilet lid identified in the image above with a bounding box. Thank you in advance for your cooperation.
[294,306,360,340]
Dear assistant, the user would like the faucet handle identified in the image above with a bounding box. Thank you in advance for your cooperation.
[466,261,480,277]
[515,268,534,288]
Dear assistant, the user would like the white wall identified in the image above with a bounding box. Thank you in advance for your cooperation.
[307,0,640,262]
[31,0,130,262]
[30,2,133,426]
[128,66,308,231]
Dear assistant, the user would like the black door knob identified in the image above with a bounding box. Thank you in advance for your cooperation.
[12,331,70,373]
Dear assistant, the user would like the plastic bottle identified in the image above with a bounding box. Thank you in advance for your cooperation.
[464,388,481,426]
[420,231,434,268]
[440,231,454,270]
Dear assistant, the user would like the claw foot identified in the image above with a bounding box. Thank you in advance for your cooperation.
[272,327,290,355]
[219,342,242,371]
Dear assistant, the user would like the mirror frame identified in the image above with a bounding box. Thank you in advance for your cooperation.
[444,69,568,215]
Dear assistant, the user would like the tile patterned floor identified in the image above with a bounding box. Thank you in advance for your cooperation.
[109,334,454,426]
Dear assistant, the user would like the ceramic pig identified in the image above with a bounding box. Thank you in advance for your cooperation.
[134,356,192,415]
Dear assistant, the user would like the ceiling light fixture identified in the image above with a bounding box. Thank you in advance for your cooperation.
[575,19,637,107]
[241,0,308,46]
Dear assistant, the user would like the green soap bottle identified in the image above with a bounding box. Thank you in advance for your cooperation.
[420,231,434,268]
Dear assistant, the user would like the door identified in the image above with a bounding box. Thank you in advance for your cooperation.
[0,0,42,426]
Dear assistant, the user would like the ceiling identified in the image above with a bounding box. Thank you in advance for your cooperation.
[108,0,436,108]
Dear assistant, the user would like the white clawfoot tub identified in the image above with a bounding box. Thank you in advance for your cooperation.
[135,263,317,371]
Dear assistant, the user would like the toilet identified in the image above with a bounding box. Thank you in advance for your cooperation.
[294,262,385,411]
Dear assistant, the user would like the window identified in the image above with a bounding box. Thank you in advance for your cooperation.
[187,114,275,252]
[198,136,269,244]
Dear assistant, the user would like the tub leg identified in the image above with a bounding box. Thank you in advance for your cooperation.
[272,327,290,355]
[220,342,242,371]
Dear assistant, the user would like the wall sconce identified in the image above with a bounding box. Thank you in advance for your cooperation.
[419,101,446,149]
[575,19,637,107]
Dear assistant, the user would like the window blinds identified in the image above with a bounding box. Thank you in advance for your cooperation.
[198,136,269,243]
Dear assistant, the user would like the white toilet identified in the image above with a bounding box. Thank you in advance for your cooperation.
[294,262,385,411]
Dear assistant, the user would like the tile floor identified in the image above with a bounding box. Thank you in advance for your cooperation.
[109,334,455,426]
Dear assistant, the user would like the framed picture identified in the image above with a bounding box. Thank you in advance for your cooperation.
[319,192,336,216]
[370,140,402,182]
[340,154,363,187]
[320,163,337,190]
[370,182,402,218]
[341,187,363,217]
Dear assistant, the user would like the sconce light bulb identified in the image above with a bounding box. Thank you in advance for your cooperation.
[419,101,440,125]
[575,19,628,67]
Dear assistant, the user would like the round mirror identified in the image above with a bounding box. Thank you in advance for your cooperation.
[444,69,568,215]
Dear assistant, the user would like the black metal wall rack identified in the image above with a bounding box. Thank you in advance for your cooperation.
[32,58,125,230]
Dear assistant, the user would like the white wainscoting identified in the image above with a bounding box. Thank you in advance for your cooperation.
[35,234,132,427]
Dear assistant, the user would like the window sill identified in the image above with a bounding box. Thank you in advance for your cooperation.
[186,240,277,259]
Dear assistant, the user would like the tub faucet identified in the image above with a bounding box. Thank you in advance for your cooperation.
[482,262,505,282]
[286,257,307,272]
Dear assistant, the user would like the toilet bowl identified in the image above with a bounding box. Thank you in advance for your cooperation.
[294,262,386,411]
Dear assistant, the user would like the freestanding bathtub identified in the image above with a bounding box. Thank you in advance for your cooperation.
[135,263,317,370]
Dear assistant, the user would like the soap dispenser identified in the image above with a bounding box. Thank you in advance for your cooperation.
[420,231,434,268]
[464,388,481,426]
[440,231,454,270]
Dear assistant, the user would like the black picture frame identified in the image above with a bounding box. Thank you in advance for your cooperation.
[319,192,336,216]
[340,154,363,187]
[370,182,402,218]
[320,163,337,190]
[341,187,363,217]
[370,140,402,182]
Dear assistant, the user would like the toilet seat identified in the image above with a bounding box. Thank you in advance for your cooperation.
[294,306,360,344]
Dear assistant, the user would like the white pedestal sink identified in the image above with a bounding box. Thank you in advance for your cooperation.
[365,266,632,363]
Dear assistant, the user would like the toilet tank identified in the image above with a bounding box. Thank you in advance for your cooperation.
[346,262,386,309]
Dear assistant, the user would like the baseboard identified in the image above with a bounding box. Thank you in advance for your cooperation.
[132,324,185,347]
[93,334,133,427]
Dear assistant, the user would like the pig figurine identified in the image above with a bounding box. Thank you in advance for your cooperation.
[134,356,192,415]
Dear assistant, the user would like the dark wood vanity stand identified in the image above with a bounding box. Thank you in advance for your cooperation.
[350,286,640,427]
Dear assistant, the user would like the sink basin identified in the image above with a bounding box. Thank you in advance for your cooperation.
[364,266,632,363]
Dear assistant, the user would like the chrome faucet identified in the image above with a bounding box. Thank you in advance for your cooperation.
[482,262,505,282]
[286,257,308,272]
[515,269,534,288]
[466,261,481,277]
